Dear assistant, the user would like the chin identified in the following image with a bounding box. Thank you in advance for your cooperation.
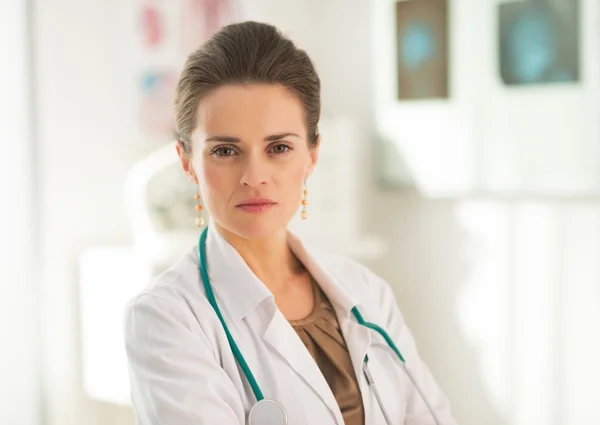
[220,213,290,241]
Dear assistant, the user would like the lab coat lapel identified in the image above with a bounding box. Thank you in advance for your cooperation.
[263,312,345,424]
[287,232,372,393]
[338,306,371,393]
[286,232,373,422]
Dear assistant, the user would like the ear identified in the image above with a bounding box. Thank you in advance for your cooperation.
[175,141,199,184]
[306,133,321,179]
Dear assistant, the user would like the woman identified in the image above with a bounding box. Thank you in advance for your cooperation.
[124,21,457,425]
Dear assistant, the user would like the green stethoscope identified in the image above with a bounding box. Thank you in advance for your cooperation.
[198,226,441,425]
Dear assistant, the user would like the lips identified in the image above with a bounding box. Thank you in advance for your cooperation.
[235,198,277,214]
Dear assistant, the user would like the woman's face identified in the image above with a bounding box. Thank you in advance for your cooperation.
[179,83,319,240]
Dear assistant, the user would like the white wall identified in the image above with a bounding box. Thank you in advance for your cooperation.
[35,0,142,423]
[0,1,40,424]
[35,1,600,425]
[365,197,600,425]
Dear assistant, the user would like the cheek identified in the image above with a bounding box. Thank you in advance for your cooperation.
[292,164,306,183]
[202,164,221,188]
[193,157,228,202]
[284,163,308,197]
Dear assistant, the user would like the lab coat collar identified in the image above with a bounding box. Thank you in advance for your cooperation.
[204,223,360,322]
[205,223,272,322]
[286,231,359,317]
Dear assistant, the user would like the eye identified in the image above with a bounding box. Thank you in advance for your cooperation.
[211,145,238,157]
[269,143,292,154]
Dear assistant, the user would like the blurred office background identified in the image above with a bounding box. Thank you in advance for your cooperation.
[1,0,600,424]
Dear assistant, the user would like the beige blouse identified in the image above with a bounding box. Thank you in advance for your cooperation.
[289,280,365,425]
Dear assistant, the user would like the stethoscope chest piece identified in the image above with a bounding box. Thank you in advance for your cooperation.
[248,399,288,425]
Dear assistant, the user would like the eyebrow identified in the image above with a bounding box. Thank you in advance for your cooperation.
[205,132,301,143]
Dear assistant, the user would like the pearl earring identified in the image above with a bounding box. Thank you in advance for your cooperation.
[301,182,308,220]
[195,188,204,227]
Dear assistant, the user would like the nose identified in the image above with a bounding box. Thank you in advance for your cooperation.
[239,153,268,187]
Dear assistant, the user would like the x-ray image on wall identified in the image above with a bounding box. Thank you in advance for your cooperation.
[395,0,449,100]
[499,0,580,86]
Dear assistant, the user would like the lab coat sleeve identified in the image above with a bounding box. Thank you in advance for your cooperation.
[357,264,459,425]
[124,293,245,425]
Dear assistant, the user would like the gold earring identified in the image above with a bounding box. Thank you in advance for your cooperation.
[195,188,205,227]
[301,182,308,220]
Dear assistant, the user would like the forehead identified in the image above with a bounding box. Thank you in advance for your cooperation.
[195,83,307,139]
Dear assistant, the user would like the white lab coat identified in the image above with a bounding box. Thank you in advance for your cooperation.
[124,224,458,424]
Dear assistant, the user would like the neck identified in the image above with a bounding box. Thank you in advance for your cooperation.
[214,224,305,289]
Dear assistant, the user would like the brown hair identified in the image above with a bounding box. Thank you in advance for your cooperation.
[175,21,321,154]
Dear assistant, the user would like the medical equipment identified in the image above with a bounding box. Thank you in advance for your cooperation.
[197,226,441,425]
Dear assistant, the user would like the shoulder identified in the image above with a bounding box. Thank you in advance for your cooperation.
[123,246,211,341]
[134,246,200,300]
[316,251,388,287]
[314,251,409,334]
[315,252,397,310]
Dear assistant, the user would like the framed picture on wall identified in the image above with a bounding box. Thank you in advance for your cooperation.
[395,0,449,100]
[139,70,178,140]
[181,0,243,54]
[499,0,580,86]
[136,0,243,142]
